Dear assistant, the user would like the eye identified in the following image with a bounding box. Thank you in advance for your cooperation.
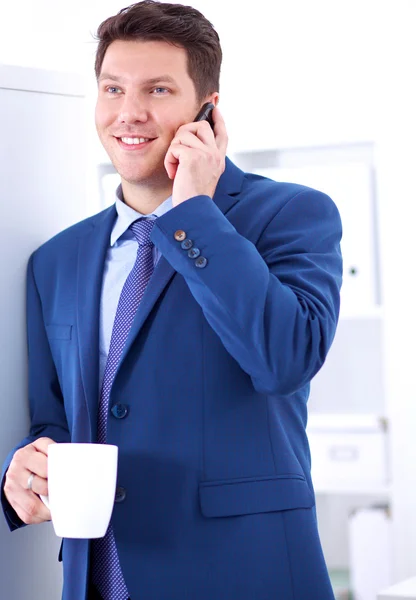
[152,87,169,95]
[106,86,122,94]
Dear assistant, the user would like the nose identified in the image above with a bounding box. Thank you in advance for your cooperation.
[117,93,148,125]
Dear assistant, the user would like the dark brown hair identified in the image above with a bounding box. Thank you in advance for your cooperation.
[94,1,222,102]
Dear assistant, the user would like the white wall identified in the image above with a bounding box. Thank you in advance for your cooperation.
[0,66,88,600]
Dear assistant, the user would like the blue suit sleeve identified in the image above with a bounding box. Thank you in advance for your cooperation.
[1,253,70,531]
[152,190,342,396]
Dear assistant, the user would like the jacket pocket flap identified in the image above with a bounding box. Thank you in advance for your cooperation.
[199,475,314,518]
[46,324,72,340]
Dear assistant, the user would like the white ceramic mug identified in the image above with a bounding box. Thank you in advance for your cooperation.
[40,443,118,539]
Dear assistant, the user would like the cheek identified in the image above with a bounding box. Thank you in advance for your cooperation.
[95,110,104,133]
[95,102,115,131]
[155,106,194,140]
[163,119,188,141]
[164,126,178,142]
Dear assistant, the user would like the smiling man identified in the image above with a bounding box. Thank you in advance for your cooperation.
[1,2,342,599]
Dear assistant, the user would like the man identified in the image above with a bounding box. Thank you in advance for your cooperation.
[1,1,342,599]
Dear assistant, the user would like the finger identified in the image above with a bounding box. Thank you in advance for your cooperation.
[175,120,216,146]
[171,131,207,151]
[30,473,49,497]
[9,439,55,492]
[31,437,57,456]
[5,464,46,501]
[165,142,198,167]
[164,144,179,180]
[6,456,34,494]
[24,446,49,480]
[164,143,194,180]
[13,493,51,525]
[23,491,51,521]
[13,502,45,525]
[12,465,47,495]
[194,120,216,146]
[4,474,51,524]
[212,107,228,155]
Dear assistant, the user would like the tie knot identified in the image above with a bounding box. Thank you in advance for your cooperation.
[129,218,155,247]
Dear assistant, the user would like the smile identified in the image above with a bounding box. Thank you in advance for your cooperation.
[115,137,155,150]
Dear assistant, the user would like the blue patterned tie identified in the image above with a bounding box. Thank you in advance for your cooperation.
[91,218,156,600]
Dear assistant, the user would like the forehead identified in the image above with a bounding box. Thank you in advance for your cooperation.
[100,39,190,83]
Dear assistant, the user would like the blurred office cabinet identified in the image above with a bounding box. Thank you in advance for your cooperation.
[310,314,384,415]
[378,578,416,600]
[308,415,388,492]
[0,65,87,599]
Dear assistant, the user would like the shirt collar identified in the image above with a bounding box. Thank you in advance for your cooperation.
[110,184,173,246]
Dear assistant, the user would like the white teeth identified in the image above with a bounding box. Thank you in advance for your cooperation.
[120,137,150,145]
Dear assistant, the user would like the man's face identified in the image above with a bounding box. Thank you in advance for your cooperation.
[96,39,202,187]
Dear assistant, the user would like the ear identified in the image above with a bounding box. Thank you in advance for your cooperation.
[200,92,219,108]
[210,93,220,107]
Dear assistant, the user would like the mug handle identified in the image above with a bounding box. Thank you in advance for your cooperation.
[40,494,50,509]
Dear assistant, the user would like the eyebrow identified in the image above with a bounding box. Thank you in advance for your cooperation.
[98,73,178,86]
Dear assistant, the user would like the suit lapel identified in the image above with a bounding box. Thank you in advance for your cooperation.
[76,205,117,441]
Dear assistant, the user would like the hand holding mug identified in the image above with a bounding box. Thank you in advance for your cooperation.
[4,437,55,525]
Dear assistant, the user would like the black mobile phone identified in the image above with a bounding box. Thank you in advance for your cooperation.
[194,102,215,130]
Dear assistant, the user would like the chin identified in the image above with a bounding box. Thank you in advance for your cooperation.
[108,159,150,183]
[120,167,170,188]
[121,174,148,185]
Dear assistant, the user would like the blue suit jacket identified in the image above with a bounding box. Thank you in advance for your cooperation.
[2,158,342,600]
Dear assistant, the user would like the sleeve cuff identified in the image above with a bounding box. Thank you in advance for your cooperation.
[1,472,25,531]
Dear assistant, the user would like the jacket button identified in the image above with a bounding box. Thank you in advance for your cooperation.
[174,230,186,242]
[188,247,201,259]
[115,487,126,503]
[195,256,208,268]
[181,238,193,250]
[111,403,129,419]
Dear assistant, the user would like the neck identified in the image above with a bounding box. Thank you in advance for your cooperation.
[120,178,173,215]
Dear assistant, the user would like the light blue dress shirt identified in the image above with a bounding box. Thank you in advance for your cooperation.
[99,184,173,389]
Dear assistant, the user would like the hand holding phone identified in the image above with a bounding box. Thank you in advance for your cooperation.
[165,102,227,205]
